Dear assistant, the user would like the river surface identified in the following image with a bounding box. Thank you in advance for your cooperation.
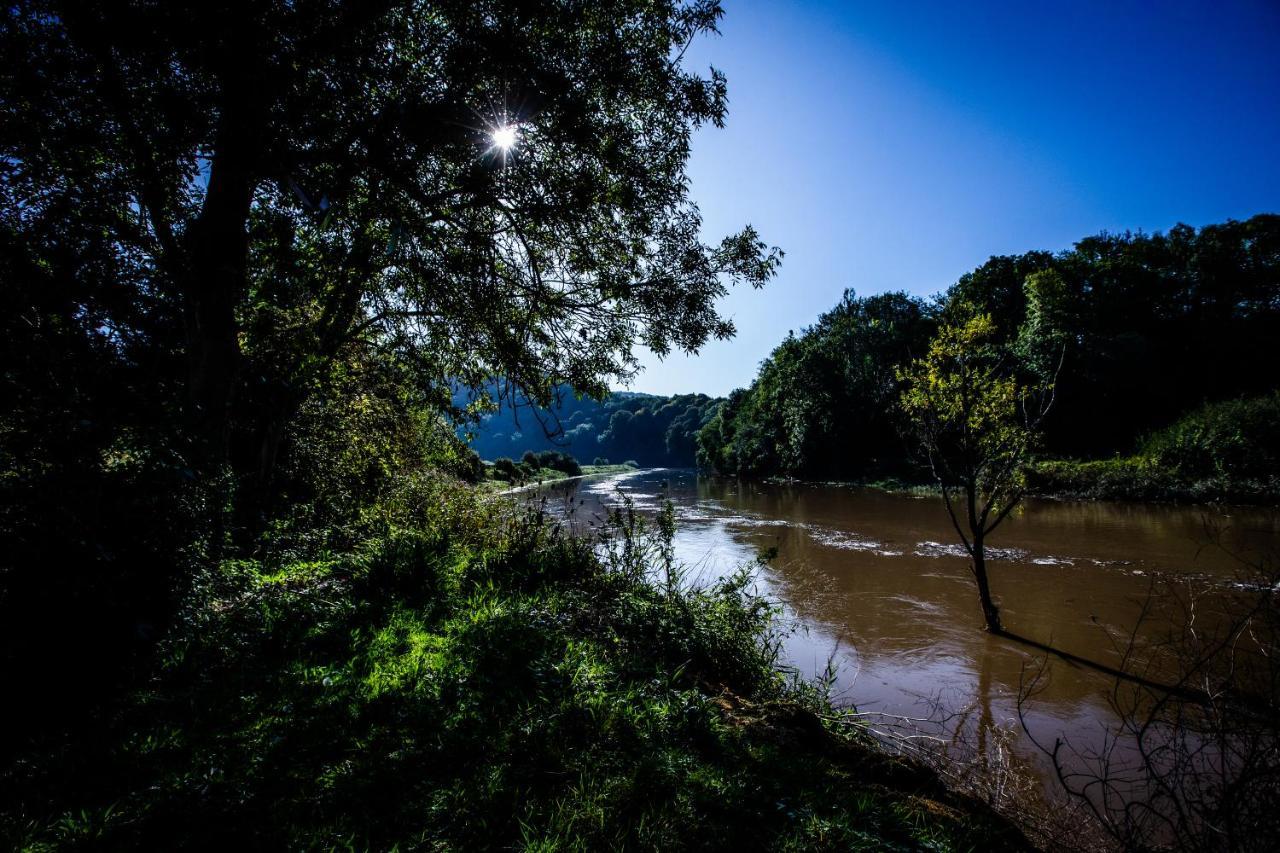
[526,468,1280,801]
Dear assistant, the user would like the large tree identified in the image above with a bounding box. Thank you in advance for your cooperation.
[1,0,778,500]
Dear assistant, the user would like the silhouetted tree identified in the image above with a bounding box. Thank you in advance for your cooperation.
[1,0,779,510]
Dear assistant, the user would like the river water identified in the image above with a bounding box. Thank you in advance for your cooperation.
[525,468,1279,804]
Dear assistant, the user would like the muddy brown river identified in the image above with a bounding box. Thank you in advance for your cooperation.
[527,468,1279,807]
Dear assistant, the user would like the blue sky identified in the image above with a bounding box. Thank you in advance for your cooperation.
[628,0,1280,396]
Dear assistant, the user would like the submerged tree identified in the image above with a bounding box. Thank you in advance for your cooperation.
[898,308,1056,633]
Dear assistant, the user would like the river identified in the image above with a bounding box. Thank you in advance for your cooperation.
[525,467,1280,809]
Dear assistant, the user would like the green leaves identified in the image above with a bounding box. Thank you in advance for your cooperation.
[897,304,1052,545]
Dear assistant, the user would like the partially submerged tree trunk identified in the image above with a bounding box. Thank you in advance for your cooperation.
[970,535,1002,633]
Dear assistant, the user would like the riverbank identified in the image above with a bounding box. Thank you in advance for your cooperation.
[1026,457,1280,506]
[749,463,1279,508]
[1,474,1026,850]
[484,462,639,496]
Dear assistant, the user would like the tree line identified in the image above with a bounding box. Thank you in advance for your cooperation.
[699,214,1280,490]
[465,389,721,467]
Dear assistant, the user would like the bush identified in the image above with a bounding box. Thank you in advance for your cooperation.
[1029,457,1178,502]
[0,489,1025,851]
[521,450,541,469]
[623,460,639,469]
[492,457,518,482]
[593,456,609,466]
[458,448,485,484]
[534,450,581,476]
[1141,391,1280,482]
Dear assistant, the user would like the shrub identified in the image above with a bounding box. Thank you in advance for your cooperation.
[534,450,582,476]
[1141,391,1280,482]
[458,448,485,484]
[592,456,609,466]
[623,460,640,469]
[493,457,518,482]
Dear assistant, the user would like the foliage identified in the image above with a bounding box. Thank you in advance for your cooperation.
[1027,457,1178,503]
[949,216,1280,457]
[1141,391,1280,485]
[0,0,781,733]
[532,450,583,476]
[2,0,780,479]
[702,216,1280,489]
[1030,392,1280,503]
[698,291,936,479]
[491,450,584,484]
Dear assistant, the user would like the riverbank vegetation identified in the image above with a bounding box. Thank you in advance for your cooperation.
[699,216,1280,505]
[484,452,637,490]
[1029,391,1280,503]
[2,475,1025,850]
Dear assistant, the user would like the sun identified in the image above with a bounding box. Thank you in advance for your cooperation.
[490,124,518,152]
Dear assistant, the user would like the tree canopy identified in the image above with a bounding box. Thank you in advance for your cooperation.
[2,0,778,487]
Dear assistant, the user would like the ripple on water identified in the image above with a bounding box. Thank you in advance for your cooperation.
[913,540,1029,561]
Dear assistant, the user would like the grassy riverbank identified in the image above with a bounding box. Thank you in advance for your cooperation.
[1025,457,1279,505]
[1,475,1025,851]
[758,464,1279,507]
[1027,394,1280,506]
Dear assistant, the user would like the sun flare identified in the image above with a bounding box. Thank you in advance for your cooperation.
[490,124,517,151]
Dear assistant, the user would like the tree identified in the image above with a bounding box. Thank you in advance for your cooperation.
[897,309,1056,633]
[694,291,936,479]
[0,0,779,725]
[1,0,779,519]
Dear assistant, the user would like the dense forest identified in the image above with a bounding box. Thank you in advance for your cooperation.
[700,215,1280,499]
[464,389,721,467]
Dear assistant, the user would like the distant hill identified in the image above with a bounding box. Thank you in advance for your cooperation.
[462,390,721,467]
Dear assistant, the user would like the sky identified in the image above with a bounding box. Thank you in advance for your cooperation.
[627,0,1280,397]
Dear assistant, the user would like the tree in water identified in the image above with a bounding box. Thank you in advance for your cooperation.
[898,305,1058,632]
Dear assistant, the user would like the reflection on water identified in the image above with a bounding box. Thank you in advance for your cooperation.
[527,468,1280,793]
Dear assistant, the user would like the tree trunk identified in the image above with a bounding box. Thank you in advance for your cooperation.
[971,535,1003,633]
[182,40,262,474]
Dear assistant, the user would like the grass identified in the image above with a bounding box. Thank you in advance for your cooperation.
[1,476,1026,851]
